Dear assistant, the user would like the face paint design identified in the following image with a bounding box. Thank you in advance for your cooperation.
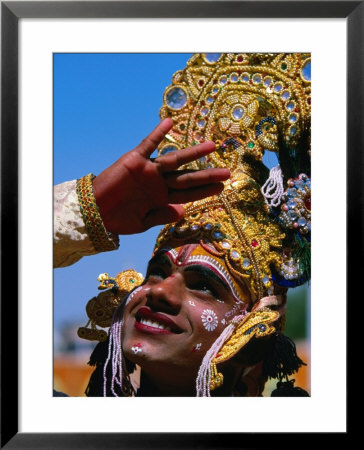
[188,300,196,307]
[183,254,244,304]
[216,299,224,304]
[192,343,202,352]
[175,244,198,266]
[225,303,246,319]
[131,343,142,354]
[221,318,227,325]
[159,245,249,308]
[125,286,143,306]
[201,309,218,331]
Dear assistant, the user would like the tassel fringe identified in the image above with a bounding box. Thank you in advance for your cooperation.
[262,332,306,380]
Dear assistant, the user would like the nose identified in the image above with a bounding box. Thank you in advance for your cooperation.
[146,273,184,314]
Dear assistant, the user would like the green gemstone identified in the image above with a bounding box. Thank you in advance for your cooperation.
[248,142,255,148]
[281,63,287,70]
[129,279,135,283]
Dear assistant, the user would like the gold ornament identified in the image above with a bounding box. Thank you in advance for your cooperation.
[155,53,311,299]
[209,308,279,390]
[78,269,144,342]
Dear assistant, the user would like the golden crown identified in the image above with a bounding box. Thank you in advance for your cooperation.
[155,53,311,300]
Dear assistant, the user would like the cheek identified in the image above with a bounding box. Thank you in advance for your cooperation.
[189,305,225,342]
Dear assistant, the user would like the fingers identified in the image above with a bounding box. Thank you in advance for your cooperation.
[143,204,185,230]
[164,168,230,190]
[155,141,216,172]
[167,182,225,205]
[137,118,173,158]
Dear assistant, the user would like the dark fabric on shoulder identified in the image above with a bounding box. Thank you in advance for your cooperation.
[53,389,69,397]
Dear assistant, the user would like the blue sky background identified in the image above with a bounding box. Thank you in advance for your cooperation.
[53,53,304,350]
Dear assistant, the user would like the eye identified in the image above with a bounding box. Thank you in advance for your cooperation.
[189,281,219,299]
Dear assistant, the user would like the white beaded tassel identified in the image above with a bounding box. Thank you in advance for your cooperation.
[261,165,284,207]
[195,313,247,397]
[103,286,143,397]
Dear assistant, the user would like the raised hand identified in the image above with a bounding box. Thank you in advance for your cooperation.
[92,118,230,234]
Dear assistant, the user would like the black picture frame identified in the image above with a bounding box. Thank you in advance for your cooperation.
[1,1,359,448]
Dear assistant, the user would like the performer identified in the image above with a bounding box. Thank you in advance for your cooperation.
[55,53,311,397]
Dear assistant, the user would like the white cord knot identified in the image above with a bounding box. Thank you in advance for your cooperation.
[261,165,284,207]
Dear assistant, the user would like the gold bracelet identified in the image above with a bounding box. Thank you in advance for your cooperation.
[76,173,119,252]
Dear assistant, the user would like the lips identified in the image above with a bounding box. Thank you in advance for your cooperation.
[135,306,183,335]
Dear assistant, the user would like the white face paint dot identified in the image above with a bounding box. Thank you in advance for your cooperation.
[201,309,218,331]
[188,300,196,307]
[131,344,142,354]
[192,343,202,352]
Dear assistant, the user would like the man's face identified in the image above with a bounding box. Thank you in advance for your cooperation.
[121,243,250,377]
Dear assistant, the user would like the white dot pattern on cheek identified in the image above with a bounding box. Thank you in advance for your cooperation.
[188,300,196,307]
[192,343,202,352]
[201,309,218,331]
[225,303,245,318]
[125,286,143,306]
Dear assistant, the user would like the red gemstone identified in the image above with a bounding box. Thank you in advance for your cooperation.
[304,194,311,211]
[251,239,258,248]
[198,79,204,87]
[307,97,311,105]
[237,56,243,62]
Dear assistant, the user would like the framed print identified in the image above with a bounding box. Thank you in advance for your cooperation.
[2,1,361,448]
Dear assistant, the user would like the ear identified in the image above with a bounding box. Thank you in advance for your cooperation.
[251,294,286,317]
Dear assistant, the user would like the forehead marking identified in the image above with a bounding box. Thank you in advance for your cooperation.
[176,244,198,264]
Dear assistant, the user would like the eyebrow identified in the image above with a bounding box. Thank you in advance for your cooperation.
[147,252,172,269]
[184,264,229,290]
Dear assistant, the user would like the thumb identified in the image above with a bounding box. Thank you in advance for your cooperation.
[143,204,185,230]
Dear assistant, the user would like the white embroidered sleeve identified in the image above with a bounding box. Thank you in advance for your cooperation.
[53,180,97,267]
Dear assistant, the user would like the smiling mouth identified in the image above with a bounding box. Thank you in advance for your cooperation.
[135,307,183,335]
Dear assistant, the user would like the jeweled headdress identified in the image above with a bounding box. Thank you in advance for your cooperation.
[154,52,311,301]
[82,53,311,397]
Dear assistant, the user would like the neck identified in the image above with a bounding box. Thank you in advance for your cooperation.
[137,369,196,397]
[136,361,244,397]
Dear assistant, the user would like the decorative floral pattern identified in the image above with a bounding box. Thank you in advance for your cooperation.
[201,309,218,332]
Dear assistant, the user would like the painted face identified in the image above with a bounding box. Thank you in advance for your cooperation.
[121,243,250,377]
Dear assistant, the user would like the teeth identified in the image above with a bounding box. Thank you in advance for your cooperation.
[140,318,171,331]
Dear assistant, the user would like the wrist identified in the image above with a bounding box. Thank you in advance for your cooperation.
[76,173,119,252]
